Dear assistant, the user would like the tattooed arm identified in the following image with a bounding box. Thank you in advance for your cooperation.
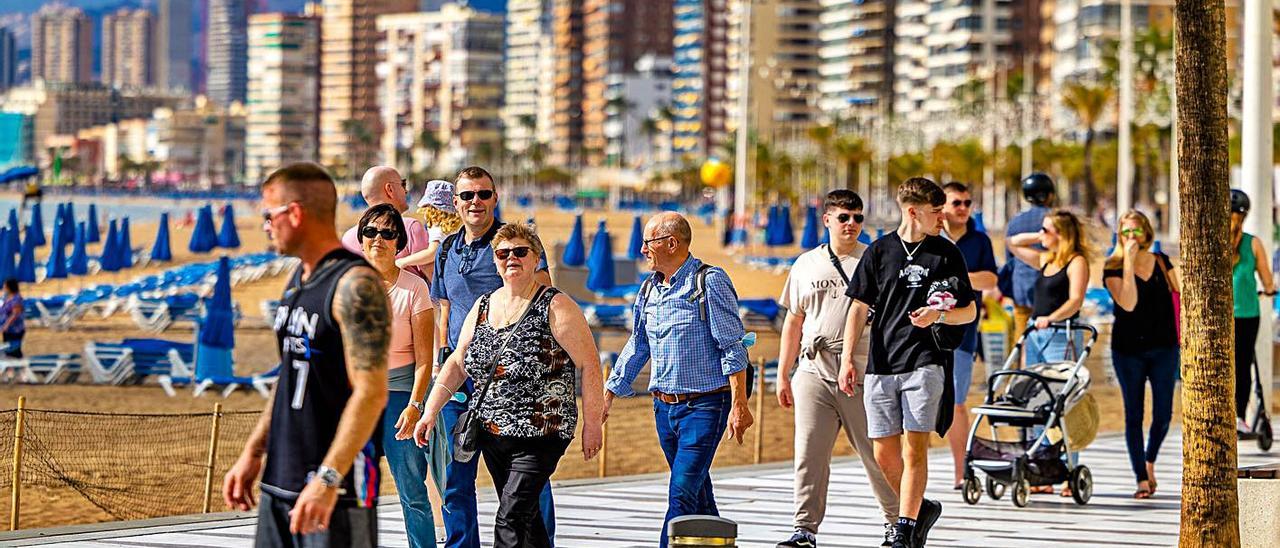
[291,265,390,534]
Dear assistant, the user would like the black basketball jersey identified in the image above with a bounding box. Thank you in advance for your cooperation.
[262,248,379,506]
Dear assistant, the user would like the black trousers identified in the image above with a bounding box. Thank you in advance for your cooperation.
[254,490,377,548]
[3,332,22,358]
[479,431,570,548]
[1234,316,1260,420]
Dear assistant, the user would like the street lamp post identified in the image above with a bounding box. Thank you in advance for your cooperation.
[1242,0,1275,415]
[1117,0,1134,217]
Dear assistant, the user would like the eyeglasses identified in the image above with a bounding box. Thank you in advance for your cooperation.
[642,234,675,248]
[458,245,477,274]
[1121,228,1145,237]
[835,213,865,224]
[261,203,293,230]
[494,246,533,260]
[456,190,494,202]
[360,226,399,241]
[951,199,973,207]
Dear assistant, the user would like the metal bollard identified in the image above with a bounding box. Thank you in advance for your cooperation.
[668,515,736,547]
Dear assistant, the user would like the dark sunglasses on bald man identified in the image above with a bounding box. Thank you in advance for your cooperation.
[494,246,532,260]
[835,213,864,224]
[360,226,399,241]
[456,190,494,201]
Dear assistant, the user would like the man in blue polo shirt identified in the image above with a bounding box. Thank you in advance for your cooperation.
[941,182,997,490]
[1004,173,1056,330]
[430,166,553,548]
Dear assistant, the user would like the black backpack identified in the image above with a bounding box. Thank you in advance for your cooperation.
[637,264,757,397]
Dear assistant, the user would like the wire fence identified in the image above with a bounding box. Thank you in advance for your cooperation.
[0,360,783,531]
[0,399,260,530]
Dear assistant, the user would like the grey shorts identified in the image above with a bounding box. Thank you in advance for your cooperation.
[864,365,945,438]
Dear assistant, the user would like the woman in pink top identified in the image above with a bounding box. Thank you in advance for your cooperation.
[358,204,442,548]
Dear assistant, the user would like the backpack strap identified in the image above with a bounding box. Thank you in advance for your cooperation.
[438,230,462,267]
[687,263,716,322]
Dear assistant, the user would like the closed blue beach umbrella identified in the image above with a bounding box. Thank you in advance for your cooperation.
[68,222,89,276]
[27,202,45,247]
[626,215,644,260]
[99,220,120,273]
[86,203,101,243]
[189,205,218,253]
[0,229,11,281]
[63,202,76,243]
[15,232,36,283]
[217,204,240,249]
[561,215,586,267]
[585,220,616,292]
[778,205,796,246]
[151,213,173,263]
[6,209,19,252]
[44,219,67,281]
[800,206,820,250]
[195,256,237,384]
[116,217,134,269]
[764,205,783,247]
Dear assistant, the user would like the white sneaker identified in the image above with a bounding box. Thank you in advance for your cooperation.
[1238,418,1251,434]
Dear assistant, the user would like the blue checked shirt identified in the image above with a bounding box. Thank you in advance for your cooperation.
[605,255,749,397]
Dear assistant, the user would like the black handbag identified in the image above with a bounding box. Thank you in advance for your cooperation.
[451,286,546,463]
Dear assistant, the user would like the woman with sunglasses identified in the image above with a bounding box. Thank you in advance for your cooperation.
[1006,209,1091,497]
[1229,189,1276,435]
[356,204,443,548]
[1103,210,1179,499]
[413,223,604,548]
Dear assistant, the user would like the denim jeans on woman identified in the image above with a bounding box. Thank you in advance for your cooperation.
[381,390,437,548]
[655,391,731,548]
[1111,347,1178,484]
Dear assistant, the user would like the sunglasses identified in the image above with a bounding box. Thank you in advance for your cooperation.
[951,199,973,207]
[1039,226,1057,234]
[360,226,399,241]
[835,213,864,224]
[642,234,675,247]
[494,246,532,260]
[456,190,494,201]
[1121,228,1144,237]
[261,202,294,229]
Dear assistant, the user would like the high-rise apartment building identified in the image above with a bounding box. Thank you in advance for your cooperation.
[605,55,673,167]
[378,6,505,174]
[0,28,16,93]
[30,6,93,85]
[3,82,182,164]
[725,0,821,141]
[551,0,586,167]
[318,0,418,177]
[816,0,894,120]
[581,0,674,166]
[157,0,194,92]
[503,0,556,155]
[102,9,155,90]
[892,0,930,122]
[909,0,1018,126]
[671,0,730,158]
[245,13,321,182]
[207,0,250,106]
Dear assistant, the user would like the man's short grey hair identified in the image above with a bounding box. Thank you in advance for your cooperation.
[656,214,692,245]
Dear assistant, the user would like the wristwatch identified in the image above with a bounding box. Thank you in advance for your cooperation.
[409,400,425,413]
[313,465,343,489]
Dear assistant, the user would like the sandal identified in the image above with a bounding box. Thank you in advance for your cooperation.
[1060,485,1073,498]
[1134,488,1152,499]
[1030,485,1054,494]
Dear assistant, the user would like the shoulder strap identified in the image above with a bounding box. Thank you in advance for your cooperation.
[825,244,851,284]
[439,230,462,265]
[1154,253,1179,294]
[687,263,717,322]
[471,286,547,411]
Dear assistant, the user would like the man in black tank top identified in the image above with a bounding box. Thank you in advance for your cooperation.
[222,163,392,548]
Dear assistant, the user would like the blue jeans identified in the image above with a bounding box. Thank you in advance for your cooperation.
[1111,347,1178,484]
[1023,325,1084,366]
[382,391,437,548]
[441,398,556,548]
[655,391,731,548]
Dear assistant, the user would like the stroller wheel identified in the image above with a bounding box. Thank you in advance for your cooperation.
[1258,420,1273,452]
[1011,479,1030,508]
[962,476,981,505]
[986,476,1006,500]
[1069,465,1093,505]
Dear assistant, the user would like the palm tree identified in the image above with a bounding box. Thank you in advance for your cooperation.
[416,128,443,174]
[606,95,634,167]
[641,116,660,169]
[832,134,872,189]
[1174,1,1238,545]
[342,119,376,179]
[1061,81,1115,213]
[657,104,676,167]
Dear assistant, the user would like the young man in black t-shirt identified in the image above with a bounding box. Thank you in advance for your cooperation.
[839,178,977,548]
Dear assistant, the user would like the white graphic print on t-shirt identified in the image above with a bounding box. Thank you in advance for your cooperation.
[898,264,930,288]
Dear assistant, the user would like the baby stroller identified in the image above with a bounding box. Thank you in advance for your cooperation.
[961,321,1097,508]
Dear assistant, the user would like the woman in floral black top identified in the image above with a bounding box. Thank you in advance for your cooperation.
[414,223,604,548]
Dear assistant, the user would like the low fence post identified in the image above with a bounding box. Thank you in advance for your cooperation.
[753,358,765,465]
[599,361,609,478]
[202,403,223,514]
[10,396,25,531]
